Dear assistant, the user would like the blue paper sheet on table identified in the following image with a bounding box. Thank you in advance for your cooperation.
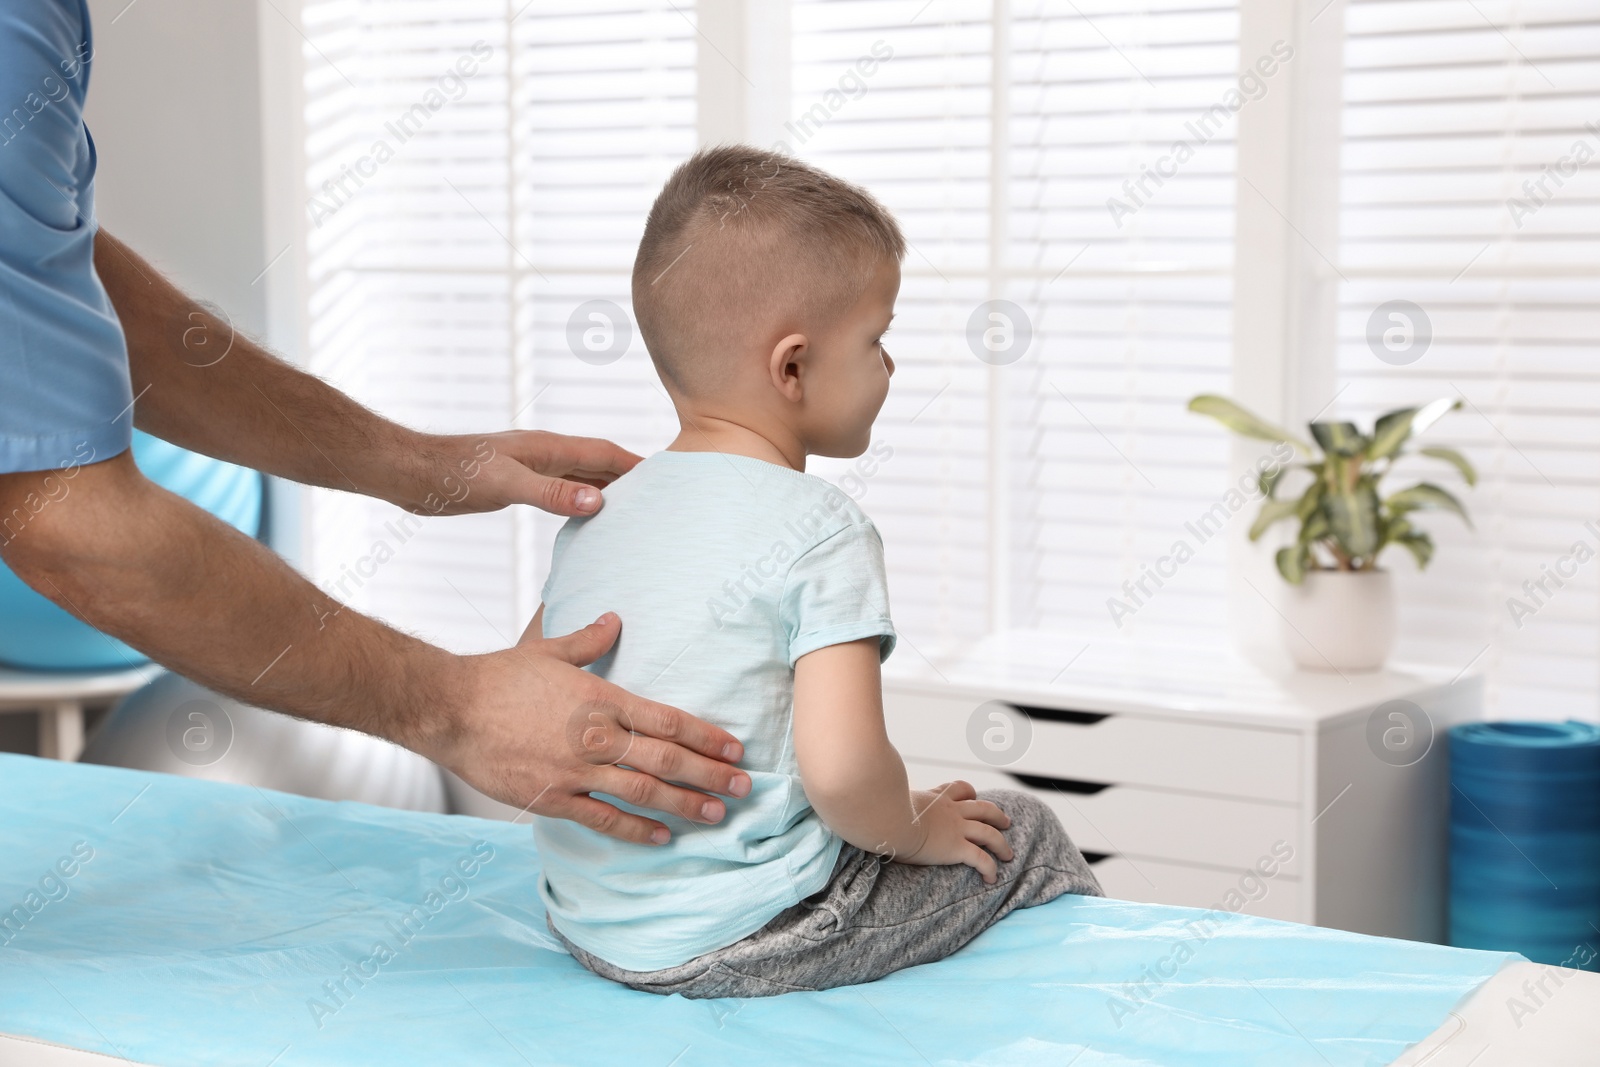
[0,754,1514,1066]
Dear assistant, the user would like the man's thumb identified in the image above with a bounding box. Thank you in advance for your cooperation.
[532,611,621,666]
[525,471,603,517]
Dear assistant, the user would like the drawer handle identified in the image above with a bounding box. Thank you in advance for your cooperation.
[1011,704,1111,726]
[1007,772,1111,795]
[1080,851,1113,866]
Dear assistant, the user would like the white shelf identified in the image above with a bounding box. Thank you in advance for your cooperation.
[885,629,1468,730]
[884,629,1480,942]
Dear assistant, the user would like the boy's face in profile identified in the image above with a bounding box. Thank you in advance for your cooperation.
[795,257,900,459]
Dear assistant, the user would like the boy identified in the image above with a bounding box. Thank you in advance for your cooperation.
[530,145,1102,998]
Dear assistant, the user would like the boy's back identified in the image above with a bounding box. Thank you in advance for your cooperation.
[533,143,1100,999]
[535,450,895,972]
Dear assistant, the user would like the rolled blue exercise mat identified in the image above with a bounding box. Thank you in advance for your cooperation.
[1450,720,1600,969]
[0,431,262,671]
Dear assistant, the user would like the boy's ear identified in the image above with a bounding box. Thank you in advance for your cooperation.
[767,332,808,403]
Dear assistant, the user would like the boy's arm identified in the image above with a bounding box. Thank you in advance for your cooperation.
[793,638,1013,881]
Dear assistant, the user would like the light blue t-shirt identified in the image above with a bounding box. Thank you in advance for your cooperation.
[535,450,897,972]
[0,0,134,475]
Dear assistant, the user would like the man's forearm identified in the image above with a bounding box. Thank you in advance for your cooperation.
[93,230,436,508]
[0,453,464,753]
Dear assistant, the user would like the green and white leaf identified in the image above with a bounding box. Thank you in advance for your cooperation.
[1310,421,1368,457]
[1325,479,1382,559]
[1298,508,1330,546]
[1386,482,1473,528]
[1409,397,1460,438]
[1295,480,1325,522]
[1259,464,1286,499]
[1276,544,1311,584]
[1368,407,1419,461]
[1418,446,1478,487]
[1188,395,1313,451]
[1249,498,1302,541]
[1392,530,1435,570]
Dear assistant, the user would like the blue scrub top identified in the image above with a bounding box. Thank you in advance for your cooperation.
[0,0,132,475]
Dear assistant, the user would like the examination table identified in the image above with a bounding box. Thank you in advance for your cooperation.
[1,754,1595,1066]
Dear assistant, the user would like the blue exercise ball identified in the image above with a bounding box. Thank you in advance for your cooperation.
[0,431,262,671]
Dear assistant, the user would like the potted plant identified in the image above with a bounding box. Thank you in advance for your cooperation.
[1188,395,1476,671]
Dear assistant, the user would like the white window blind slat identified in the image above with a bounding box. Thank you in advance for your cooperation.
[1338,0,1600,719]
[298,1,693,653]
[299,0,1246,662]
[791,0,1239,650]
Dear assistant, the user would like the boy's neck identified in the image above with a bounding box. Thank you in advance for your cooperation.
[665,414,806,472]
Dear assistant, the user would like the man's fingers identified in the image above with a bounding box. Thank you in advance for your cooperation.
[563,794,671,846]
[509,430,642,483]
[524,471,607,517]
[590,764,728,824]
[607,732,751,801]
[620,692,746,766]
[532,612,621,662]
[965,820,1014,863]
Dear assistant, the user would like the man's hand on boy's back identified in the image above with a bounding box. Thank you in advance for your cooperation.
[394,429,644,519]
[426,612,754,845]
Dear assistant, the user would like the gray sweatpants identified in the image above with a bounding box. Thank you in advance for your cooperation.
[551,789,1104,998]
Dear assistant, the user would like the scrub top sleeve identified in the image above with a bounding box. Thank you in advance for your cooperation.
[0,0,133,475]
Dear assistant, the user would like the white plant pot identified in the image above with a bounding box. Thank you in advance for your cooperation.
[1279,569,1396,672]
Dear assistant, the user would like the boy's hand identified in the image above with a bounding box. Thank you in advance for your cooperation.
[898,781,1014,884]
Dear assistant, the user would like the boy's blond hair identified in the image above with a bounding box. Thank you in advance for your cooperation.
[631,144,906,394]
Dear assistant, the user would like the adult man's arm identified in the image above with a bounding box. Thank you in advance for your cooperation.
[0,3,748,839]
[0,453,750,842]
[95,229,621,519]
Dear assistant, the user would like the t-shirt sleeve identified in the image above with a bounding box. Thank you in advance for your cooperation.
[0,0,134,475]
[780,521,896,668]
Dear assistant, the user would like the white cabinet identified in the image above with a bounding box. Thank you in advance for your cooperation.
[884,632,1480,942]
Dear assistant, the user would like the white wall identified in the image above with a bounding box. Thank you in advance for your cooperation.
[81,0,306,562]
[82,0,270,340]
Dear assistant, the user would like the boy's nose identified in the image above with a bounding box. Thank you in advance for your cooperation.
[884,351,896,377]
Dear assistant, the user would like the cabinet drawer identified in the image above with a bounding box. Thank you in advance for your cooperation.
[1092,855,1302,922]
[886,687,1301,802]
[903,760,1301,877]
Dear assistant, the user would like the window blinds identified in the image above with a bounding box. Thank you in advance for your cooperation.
[1337,0,1600,717]
[792,0,1242,657]
[296,0,1245,661]
[298,0,694,653]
